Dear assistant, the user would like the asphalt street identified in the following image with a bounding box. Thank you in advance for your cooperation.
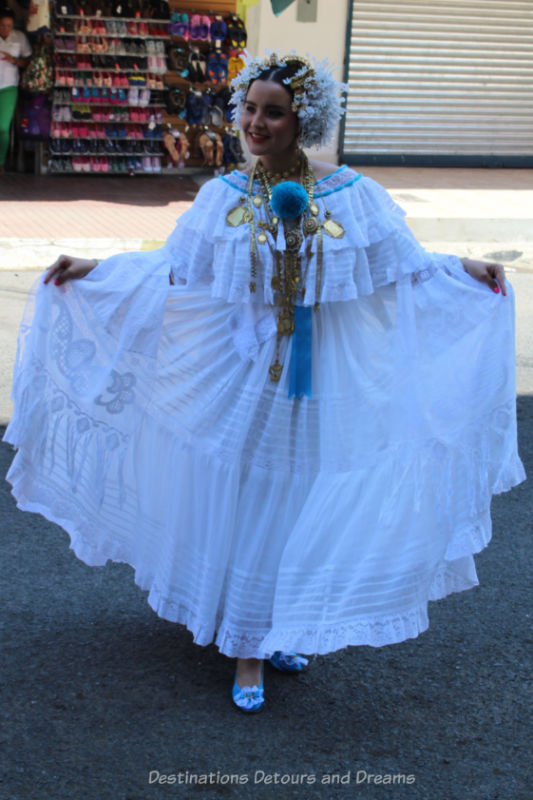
[1,269,532,800]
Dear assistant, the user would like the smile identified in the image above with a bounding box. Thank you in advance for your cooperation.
[248,133,269,142]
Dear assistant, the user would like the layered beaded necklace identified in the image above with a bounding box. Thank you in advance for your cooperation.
[225,151,345,396]
[260,153,302,184]
[255,154,322,384]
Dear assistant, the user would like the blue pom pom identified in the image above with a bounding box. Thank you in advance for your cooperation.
[271,181,308,219]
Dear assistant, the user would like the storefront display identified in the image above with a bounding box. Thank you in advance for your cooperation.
[162,3,246,171]
[46,0,247,175]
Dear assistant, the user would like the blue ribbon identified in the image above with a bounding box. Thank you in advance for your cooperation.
[288,305,312,399]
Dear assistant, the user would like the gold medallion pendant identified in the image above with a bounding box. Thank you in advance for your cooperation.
[226,205,246,227]
[303,216,319,235]
[269,360,283,382]
[285,229,303,252]
[322,219,345,238]
[253,195,262,208]
[257,232,268,244]
[277,311,294,336]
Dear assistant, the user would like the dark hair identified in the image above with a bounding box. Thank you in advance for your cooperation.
[246,60,307,102]
[0,9,15,19]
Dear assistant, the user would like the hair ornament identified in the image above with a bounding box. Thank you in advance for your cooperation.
[229,50,348,149]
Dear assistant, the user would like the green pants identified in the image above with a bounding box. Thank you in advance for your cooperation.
[0,86,18,167]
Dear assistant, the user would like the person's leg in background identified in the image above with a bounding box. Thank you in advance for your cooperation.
[0,86,18,172]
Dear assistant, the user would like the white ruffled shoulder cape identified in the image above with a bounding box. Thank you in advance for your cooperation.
[163,166,461,305]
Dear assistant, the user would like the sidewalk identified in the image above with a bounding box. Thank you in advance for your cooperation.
[0,167,532,269]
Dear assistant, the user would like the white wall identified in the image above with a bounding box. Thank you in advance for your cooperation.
[244,0,349,164]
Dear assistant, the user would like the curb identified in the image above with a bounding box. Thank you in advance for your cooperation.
[0,238,166,270]
[1,225,532,271]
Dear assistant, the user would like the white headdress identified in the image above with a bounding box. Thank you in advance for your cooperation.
[229,51,348,149]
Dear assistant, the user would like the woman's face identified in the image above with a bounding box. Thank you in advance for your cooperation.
[241,79,299,160]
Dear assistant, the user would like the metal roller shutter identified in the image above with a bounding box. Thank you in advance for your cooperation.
[341,0,533,166]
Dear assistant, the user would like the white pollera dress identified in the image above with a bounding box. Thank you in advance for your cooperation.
[4,166,525,658]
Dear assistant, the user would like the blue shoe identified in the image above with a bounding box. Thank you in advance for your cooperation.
[232,663,264,713]
[268,651,309,672]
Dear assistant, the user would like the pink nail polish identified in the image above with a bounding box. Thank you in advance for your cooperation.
[54,279,60,286]
[493,286,500,294]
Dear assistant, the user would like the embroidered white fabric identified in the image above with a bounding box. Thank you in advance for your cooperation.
[166,167,459,307]
[4,167,525,658]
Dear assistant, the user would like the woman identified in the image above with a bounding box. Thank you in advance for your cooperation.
[4,53,525,713]
[0,9,31,173]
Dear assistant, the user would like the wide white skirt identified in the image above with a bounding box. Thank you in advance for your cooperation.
[4,252,525,657]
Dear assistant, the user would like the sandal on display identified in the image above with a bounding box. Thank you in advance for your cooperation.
[214,86,232,123]
[167,87,186,116]
[233,15,248,48]
[189,14,203,41]
[190,49,207,84]
[223,132,246,166]
[228,52,245,83]
[170,12,189,40]
[169,46,189,78]
[209,103,223,128]
[187,47,201,83]
[163,131,180,164]
[196,52,207,83]
[155,55,167,75]
[210,16,227,44]
[207,50,228,87]
[186,89,210,125]
[179,129,190,162]
[228,132,245,164]
[199,15,212,41]
[226,15,247,50]
[214,131,224,166]
[198,129,216,165]
[138,88,150,106]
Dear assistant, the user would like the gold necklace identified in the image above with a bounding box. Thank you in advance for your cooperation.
[258,154,302,184]
[254,153,323,382]
[224,156,346,388]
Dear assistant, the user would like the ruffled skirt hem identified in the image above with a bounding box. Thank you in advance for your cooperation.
[5,447,525,658]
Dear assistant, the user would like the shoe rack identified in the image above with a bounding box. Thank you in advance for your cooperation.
[47,0,245,175]
[48,1,171,174]
[162,1,245,172]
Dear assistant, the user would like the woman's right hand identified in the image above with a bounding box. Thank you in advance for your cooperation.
[43,255,100,286]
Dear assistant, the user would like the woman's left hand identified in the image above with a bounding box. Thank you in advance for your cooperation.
[460,257,507,296]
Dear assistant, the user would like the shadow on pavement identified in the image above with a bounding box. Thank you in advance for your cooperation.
[0,173,203,207]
